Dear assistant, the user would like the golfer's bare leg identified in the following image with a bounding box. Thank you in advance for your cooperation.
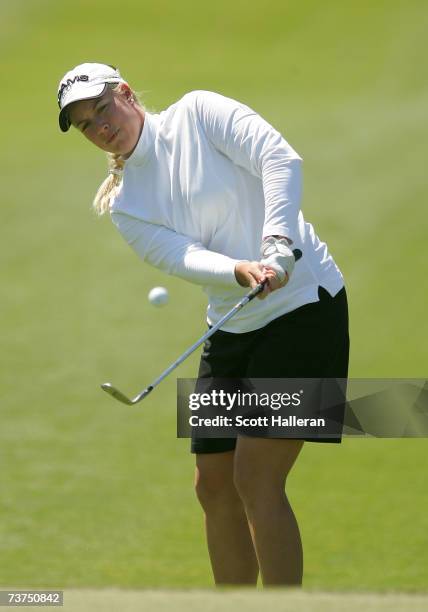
[234,438,304,586]
[195,450,259,585]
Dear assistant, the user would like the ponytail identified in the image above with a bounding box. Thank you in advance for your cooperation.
[92,153,125,216]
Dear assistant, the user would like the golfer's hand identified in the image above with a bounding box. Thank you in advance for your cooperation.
[234,261,277,300]
[260,236,295,289]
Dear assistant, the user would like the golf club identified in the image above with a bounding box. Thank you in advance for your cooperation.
[101,249,302,405]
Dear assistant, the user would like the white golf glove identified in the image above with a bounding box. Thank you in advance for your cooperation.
[260,236,295,284]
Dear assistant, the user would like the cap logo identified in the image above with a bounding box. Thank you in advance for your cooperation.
[58,74,89,106]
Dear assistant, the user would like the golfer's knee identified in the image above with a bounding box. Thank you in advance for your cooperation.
[195,470,239,513]
[233,466,283,514]
[233,467,257,508]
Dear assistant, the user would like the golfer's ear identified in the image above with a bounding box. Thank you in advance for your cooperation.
[120,83,133,101]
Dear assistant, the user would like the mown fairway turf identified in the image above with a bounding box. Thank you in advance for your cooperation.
[1,0,427,594]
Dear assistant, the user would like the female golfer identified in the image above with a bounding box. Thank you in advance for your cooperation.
[57,63,349,587]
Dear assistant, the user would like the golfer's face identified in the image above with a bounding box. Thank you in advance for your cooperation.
[68,87,143,156]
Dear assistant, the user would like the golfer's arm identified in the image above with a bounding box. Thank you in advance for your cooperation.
[111,212,241,287]
[194,90,302,240]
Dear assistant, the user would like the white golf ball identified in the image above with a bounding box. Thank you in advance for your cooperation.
[148,286,169,307]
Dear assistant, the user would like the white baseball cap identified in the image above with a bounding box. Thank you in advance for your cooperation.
[57,62,126,132]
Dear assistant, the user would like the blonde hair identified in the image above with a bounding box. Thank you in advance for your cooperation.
[93,83,144,216]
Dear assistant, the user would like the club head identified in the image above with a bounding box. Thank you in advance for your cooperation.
[101,383,133,405]
[101,383,154,405]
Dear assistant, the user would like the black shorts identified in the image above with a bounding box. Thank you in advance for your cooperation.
[191,286,350,454]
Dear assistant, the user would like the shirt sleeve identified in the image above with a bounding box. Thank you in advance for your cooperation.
[110,211,241,287]
[192,90,303,240]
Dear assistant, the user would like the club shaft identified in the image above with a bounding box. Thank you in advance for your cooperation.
[102,249,302,404]
[147,286,262,393]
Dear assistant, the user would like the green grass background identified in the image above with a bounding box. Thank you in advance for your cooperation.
[1,0,427,591]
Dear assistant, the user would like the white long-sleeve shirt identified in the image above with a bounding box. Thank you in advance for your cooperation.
[110,90,344,332]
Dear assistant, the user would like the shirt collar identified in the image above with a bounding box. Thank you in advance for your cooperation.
[124,112,158,167]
